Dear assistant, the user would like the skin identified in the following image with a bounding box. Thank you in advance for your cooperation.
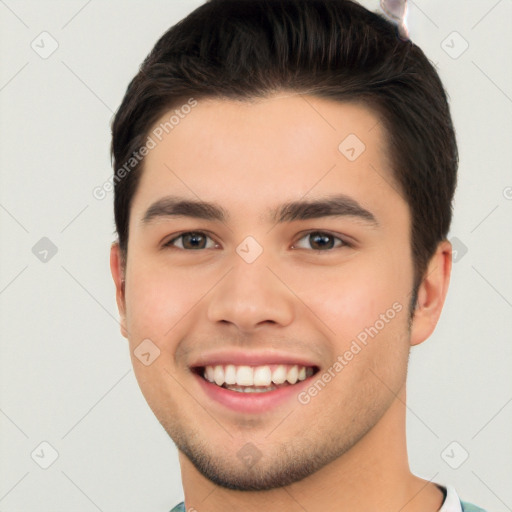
[110,94,452,512]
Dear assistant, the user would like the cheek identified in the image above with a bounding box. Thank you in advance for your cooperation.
[123,264,200,407]
[287,255,409,343]
[124,262,204,346]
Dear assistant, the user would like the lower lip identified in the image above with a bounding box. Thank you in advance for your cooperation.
[193,372,314,414]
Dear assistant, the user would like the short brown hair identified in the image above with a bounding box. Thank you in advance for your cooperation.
[111,0,458,307]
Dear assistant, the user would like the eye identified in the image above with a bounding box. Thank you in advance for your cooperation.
[292,231,349,251]
[163,231,218,250]
[163,230,350,252]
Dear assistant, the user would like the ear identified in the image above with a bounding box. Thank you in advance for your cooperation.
[110,242,128,338]
[410,240,452,347]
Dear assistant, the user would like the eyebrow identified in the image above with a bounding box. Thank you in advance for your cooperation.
[140,194,379,227]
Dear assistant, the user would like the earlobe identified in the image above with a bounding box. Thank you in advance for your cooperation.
[410,240,452,346]
[110,242,128,339]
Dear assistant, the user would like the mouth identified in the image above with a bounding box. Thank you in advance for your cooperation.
[193,364,318,393]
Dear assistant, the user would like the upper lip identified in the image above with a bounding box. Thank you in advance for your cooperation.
[190,350,319,369]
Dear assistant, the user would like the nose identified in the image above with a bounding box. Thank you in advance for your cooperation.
[206,253,295,333]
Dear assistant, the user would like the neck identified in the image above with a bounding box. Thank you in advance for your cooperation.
[178,386,444,512]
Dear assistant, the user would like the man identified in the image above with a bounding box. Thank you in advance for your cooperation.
[109,1,487,510]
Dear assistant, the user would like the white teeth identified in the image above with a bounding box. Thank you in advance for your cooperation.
[253,366,272,386]
[202,363,314,389]
[224,364,237,385]
[287,365,298,385]
[272,365,287,384]
[213,365,224,386]
[236,366,254,386]
[226,385,276,393]
[205,366,215,382]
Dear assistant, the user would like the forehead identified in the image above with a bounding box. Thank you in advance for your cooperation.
[130,94,400,221]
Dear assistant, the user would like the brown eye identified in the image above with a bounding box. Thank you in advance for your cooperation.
[293,231,347,251]
[164,232,216,250]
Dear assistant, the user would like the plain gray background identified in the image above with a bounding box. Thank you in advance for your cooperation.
[0,1,511,511]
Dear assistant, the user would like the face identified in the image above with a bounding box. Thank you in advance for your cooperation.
[113,94,418,490]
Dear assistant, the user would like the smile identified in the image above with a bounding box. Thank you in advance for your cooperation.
[190,351,320,413]
[200,364,316,393]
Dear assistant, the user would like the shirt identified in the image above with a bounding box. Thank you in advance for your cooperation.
[169,485,487,512]
[439,485,487,512]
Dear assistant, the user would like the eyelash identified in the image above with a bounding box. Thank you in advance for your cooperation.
[162,230,352,252]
